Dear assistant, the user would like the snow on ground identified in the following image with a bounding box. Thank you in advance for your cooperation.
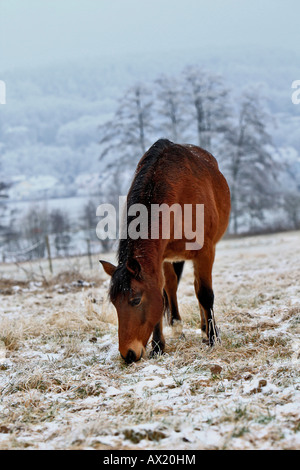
[0,231,299,450]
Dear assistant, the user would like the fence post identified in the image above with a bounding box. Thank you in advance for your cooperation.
[45,235,53,274]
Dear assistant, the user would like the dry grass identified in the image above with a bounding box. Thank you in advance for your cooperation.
[0,231,299,450]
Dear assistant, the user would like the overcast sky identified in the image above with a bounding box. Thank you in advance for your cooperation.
[1,0,300,71]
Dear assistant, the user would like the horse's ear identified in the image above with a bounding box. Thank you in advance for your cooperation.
[99,260,116,277]
[126,258,141,278]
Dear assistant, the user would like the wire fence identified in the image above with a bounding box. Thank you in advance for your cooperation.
[0,228,114,272]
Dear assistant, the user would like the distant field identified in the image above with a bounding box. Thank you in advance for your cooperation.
[0,231,299,450]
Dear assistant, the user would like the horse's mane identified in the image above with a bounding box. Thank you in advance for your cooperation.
[109,139,173,302]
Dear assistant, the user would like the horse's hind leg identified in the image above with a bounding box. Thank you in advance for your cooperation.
[193,247,219,346]
[163,261,184,325]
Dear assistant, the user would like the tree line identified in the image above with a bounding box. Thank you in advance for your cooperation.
[98,66,300,234]
[1,65,299,264]
[1,201,109,262]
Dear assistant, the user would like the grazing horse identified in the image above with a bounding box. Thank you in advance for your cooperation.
[100,139,231,363]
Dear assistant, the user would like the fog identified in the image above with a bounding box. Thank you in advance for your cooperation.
[0,0,300,254]
[1,0,299,71]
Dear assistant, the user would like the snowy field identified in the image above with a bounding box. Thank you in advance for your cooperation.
[0,231,299,450]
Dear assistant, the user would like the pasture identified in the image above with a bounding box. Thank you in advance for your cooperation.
[0,231,299,450]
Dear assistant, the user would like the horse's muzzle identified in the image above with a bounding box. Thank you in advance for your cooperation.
[124,349,137,364]
[121,347,144,364]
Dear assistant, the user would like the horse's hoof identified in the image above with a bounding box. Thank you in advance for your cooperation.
[149,346,165,358]
[208,335,221,347]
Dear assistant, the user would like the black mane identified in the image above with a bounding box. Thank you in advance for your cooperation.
[109,139,173,302]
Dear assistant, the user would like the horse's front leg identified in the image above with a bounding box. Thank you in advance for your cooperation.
[163,261,182,325]
[150,317,165,357]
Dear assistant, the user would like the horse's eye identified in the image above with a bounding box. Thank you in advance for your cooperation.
[129,297,141,307]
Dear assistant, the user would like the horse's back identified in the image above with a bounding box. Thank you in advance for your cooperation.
[184,144,231,242]
[132,140,231,246]
[159,142,231,243]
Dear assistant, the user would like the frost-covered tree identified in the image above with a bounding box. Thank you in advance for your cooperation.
[0,148,10,235]
[99,84,155,172]
[50,208,70,234]
[223,89,278,233]
[283,191,300,229]
[154,75,188,142]
[0,130,8,197]
[82,200,98,230]
[21,206,50,259]
[0,176,9,200]
[183,67,231,150]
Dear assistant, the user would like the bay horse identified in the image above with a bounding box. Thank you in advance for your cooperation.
[100,139,231,363]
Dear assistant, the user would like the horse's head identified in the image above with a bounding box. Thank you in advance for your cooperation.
[100,259,164,363]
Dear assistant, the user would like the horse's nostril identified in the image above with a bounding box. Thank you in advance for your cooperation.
[125,349,137,364]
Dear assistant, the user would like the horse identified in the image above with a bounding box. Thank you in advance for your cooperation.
[100,139,231,363]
